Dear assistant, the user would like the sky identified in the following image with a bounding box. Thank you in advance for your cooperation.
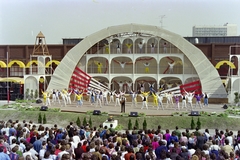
[0,0,240,45]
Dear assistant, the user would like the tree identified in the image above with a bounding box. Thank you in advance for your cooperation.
[38,113,42,124]
[25,89,30,100]
[143,118,147,130]
[30,89,34,100]
[234,92,240,106]
[191,117,195,129]
[34,89,38,99]
[196,117,201,129]
[76,117,81,127]
[88,116,92,128]
[128,119,132,130]
[83,117,87,127]
[134,119,139,129]
[43,114,47,124]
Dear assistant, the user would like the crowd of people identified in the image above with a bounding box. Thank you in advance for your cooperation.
[0,119,240,160]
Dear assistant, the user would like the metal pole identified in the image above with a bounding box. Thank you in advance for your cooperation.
[7,52,9,104]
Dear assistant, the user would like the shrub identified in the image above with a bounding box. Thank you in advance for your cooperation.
[134,119,139,129]
[143,118,147,130]
[191,117,195,129]
[88,116,92,128]
[128,119,132,130]
[38,113,42,124]
[196,117,201,129]
[43,114,47,124]
[76,117,81,127]
[34,89,38,99]
[83,117,87,127]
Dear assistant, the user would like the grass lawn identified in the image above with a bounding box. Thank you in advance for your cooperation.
[0,110,239,131]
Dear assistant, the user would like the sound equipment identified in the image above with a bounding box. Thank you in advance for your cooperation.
[93,110,101,115]
[36,99,42,104]
[129,112,138,117]
[190,111,200,116]
[223,104,228,109]
[40,106,48,111]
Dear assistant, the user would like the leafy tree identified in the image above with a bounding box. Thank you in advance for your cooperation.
[134,119,139,129]
[88,116,92,128]
[128,119,132,130]
[38,113,42,124]
[143,118,147,130]
[191,117,195,129]
[76,117,81,127]
[197,117,201,129]
[83,117,87,127]
[34,89,38,99]
[30,89,34,100]
[43,114,47,124]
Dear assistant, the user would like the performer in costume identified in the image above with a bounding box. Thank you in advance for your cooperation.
[46,91,51,106]
[104,43,110,54]
[148,83,155,92]
[41,90,48,106]
[195,93,203,109]
[55,90,61,105]
[173,94,181,110]
[126,81,133,92]
[168,62,175,74]
[203,92,209,107]
[139,81,145,92]
[143,62,150,73]
[184,89,195,110]
[139,94,148,110]
[138,41,144,53]
[117,81,124,92]
[115,92,121,107]
[165,92,173,108]
[163,42,167,53]
[52,89,57,103]
[102,89,109,106]
[126,43,132,53]
[117,43,121,53]
[66,89,72,104]
[152,92,158,108]
[130,90,137,107]
[157,93,164,110]
[94,61,103,73]
[181,93,187,110]
[108,90,116,104]
[76,91,83,107]
[150,43,155,53]
[95,91,102,108]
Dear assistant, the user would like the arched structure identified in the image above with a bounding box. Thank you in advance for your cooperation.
[215,60,236,69]
[0,61,7,68]
[48,24,227,98]
[7,60,25,68]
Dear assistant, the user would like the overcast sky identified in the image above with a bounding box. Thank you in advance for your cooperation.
[0,0,239,44]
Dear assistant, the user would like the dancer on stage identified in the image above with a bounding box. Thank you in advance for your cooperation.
[95,91,102,108]
[52,89,57,103]
[55,90,61,105]
[203,92,209,107]
[139,94,148,110]
[148,83,155,92]
[46,91,51,106]
[143,62,150,73]
[157,93,164,110]
[173,94,181,110]
[115,92,121,107]
[181,93,187,110]
[195,93,203,109]
[165,92,173,108]
[184,89,195,110]
[75,91,84,107]
[41,90,48,106]
[104,43,110,54]
[66,89,72,104]
[108,90,116,104]
[129,90,137,107]
[102,89,109,106]
[152,91,158,108]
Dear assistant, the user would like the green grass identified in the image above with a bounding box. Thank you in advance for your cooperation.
[0,110,240,130]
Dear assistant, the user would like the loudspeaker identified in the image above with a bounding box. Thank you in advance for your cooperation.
[40,106,48,111]
[93,110,101,115]
[191,111,200,116]
[129,112,138,117]
[36,99,42,104]
[223,104,228,109]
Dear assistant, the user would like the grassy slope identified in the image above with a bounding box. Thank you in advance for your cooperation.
[0,110,239,130]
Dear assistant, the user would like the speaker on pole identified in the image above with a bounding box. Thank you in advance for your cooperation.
[129,112,138,117]
[93,110,101,115]
[190,111,200,116]
[223,104,228,109]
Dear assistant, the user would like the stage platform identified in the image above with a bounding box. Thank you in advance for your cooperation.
[43,100,227,116]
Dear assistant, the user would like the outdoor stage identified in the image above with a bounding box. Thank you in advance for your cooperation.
[45,100,227,116]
